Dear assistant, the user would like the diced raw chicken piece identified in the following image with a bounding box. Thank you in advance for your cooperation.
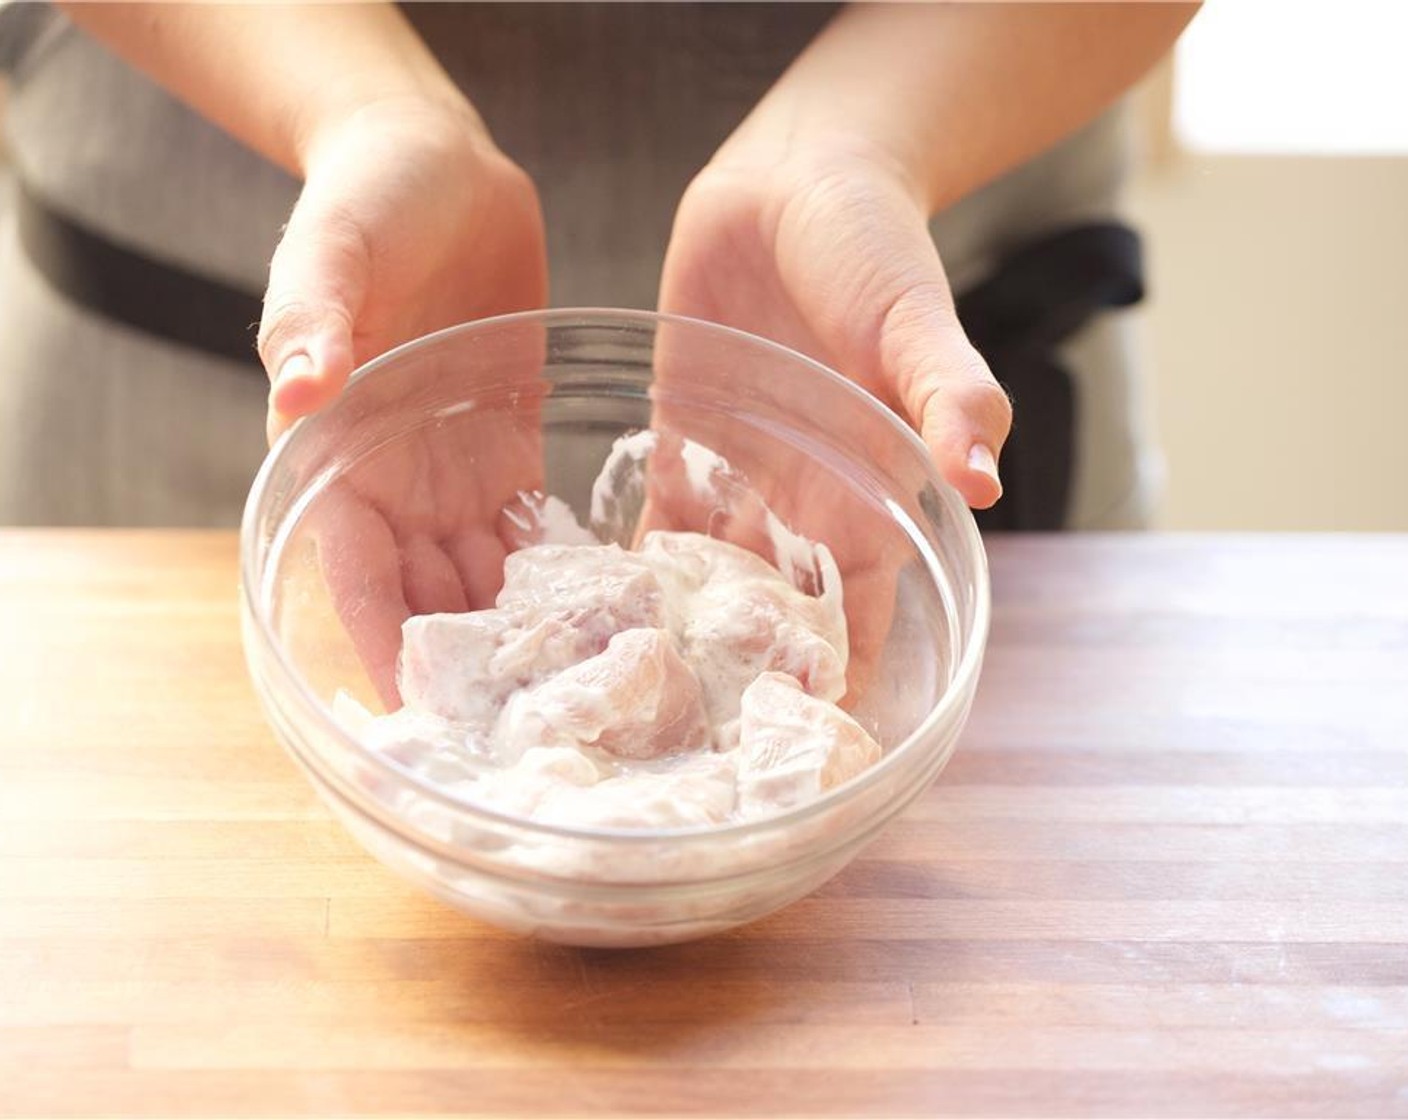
[498,628,709,761]
[534,751,739,830]
[638,530,786,598]
[640,530,845,634]
[683,576,848,726]
[398,609,595,727]
[398,610,510,726]
[498,543,671,645]
[736,672,881,817]
[490,614,596,682]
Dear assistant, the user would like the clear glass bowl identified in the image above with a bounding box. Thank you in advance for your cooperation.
[240,309,989,947]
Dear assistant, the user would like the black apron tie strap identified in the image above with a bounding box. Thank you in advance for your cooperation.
[956,221,1145,531]
[16,179,265,367]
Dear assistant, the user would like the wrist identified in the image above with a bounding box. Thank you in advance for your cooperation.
[707,123,929,212]
[295,91,495,180]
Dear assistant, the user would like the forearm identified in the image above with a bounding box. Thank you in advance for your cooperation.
[721,1,1198,211]
[60,2,478,176]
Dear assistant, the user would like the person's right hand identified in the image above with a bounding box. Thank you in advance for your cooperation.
[257,94,547,441]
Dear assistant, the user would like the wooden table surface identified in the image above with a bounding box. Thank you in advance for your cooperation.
[2,531,1407,1118]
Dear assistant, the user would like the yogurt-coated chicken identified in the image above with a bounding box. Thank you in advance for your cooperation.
[351,526,877,829]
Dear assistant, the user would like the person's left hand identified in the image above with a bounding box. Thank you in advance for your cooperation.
[660,141,1011,507]
[656,143,1012,699]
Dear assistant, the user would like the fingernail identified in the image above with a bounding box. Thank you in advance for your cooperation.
[967,443,1002,491]
[276,352,314,386]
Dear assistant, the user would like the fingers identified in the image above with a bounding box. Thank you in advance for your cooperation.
[258,204,368,442]
[448,531,510,612]
[312,488,410,707]
[400,536,469,618]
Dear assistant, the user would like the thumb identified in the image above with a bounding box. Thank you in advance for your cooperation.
[257,204,368,440]
[779,170,1012,509]
[881,282,1012,509]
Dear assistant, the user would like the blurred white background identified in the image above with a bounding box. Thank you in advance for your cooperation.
[1129,0,1408,530]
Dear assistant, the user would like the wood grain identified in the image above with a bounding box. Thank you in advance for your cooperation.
[2,530,1406,1118]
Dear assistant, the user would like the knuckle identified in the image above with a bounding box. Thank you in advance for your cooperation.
[482,153,541,210]
[669,165,772,259]
[505,156,540,195]
[954,373,1015,436]
[914,348,1014,439]
[940,371,1008,436]
[877,278,955,348]
[256,297,349,366]
[678,165,758,223]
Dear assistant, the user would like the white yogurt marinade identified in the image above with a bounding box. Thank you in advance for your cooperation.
[336,440,881,831]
